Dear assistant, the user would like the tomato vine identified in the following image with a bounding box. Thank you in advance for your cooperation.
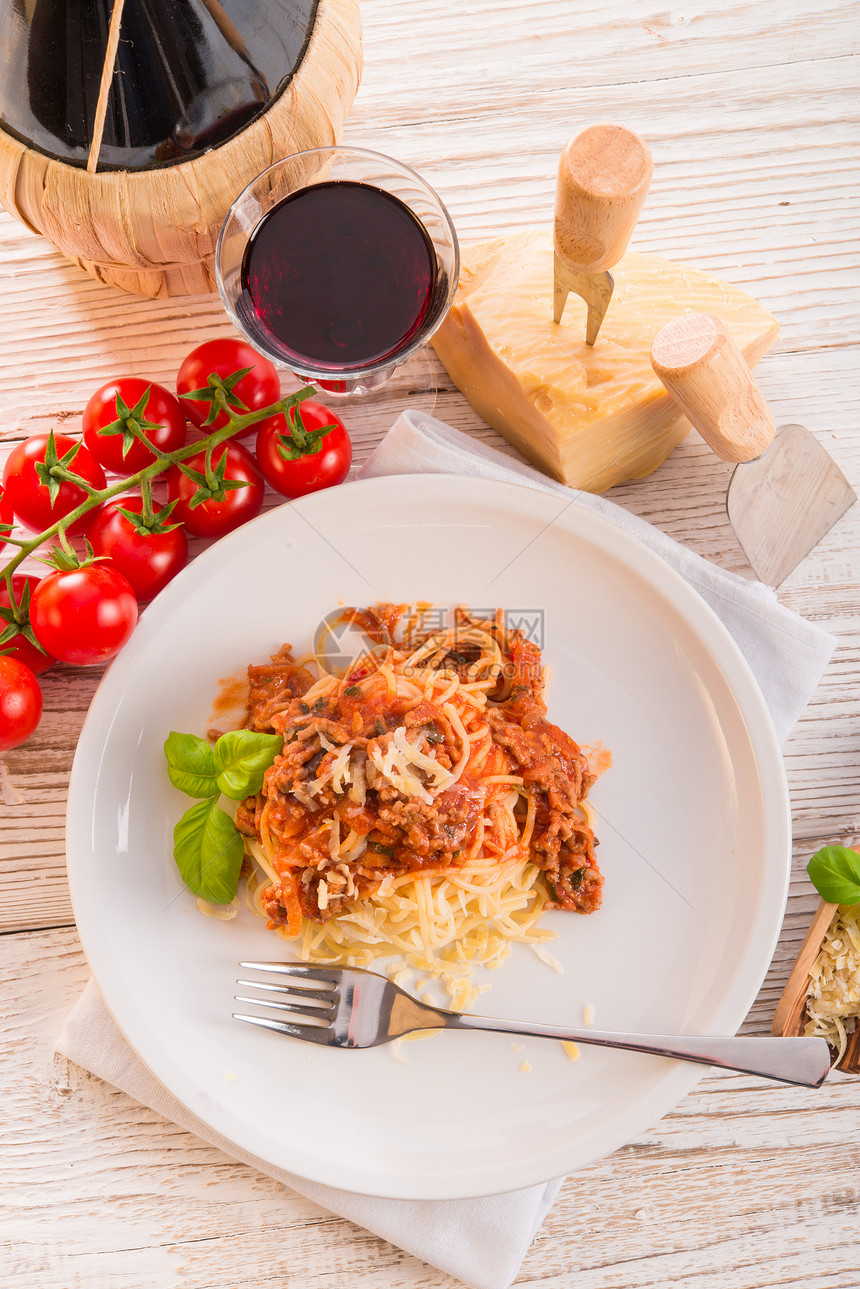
[0,381,315,593]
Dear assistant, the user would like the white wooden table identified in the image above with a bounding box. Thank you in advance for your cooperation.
[3,3,860,1285]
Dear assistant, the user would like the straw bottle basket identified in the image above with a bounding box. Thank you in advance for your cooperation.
[0,0,362,297]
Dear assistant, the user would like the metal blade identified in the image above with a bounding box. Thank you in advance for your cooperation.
[552,253,614,345]
[727,423,856,586]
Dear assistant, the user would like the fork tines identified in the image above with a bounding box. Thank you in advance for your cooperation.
[235,976,336,1005]
[234,962,339,1040]
[232,1012,333,1041]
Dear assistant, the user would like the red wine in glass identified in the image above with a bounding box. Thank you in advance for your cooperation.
[239,179,438,373]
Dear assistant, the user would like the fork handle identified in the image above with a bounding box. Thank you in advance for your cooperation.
[554,124,653,274]
[448,1015,831,1088]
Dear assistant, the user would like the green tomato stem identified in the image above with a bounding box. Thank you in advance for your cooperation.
[139,476,156,528]
[47,466,103,498]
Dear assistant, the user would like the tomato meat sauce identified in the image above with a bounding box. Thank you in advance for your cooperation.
[234,605,603,933]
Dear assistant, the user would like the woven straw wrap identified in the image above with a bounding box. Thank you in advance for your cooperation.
[0,0,362,298]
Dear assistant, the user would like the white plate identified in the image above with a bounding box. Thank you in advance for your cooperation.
[67,474,790,1200]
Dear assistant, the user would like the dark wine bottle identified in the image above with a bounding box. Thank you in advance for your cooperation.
[0,0,318,170]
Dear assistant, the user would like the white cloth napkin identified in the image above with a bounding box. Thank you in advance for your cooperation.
[56,410,837,1289]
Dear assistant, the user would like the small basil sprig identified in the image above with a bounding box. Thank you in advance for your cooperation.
[165,729,283,799]
[807,845,860,905]
[165,728,282,904]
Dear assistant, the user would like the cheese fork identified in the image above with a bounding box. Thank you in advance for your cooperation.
[553,123,653,344]
[234,963,831,1088]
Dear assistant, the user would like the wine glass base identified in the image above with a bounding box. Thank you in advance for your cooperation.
[279,346,440,459]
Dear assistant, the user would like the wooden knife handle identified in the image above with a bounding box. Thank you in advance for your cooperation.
[553,124,652,274]
[650,312,776,463]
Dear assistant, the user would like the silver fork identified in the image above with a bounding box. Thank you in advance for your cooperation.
[234,962,831,1088]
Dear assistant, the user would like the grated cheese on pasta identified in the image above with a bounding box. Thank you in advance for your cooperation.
[245,849,557,1009]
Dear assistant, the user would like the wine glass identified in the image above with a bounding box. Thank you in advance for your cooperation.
[215,146,459,414]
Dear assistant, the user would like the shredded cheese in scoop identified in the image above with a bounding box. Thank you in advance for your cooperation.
[804,903,860,1061]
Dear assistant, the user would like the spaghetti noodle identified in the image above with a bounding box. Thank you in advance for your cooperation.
[233,605,603,1007]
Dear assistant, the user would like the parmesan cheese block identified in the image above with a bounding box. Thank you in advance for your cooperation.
[431,230,779,492]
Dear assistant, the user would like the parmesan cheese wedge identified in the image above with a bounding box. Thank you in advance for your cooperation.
[431,229,779,492]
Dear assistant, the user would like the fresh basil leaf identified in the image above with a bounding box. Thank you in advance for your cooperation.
[213,729,283,799]
[173,796,244,904]
[164,731,218,798]
[807,845,860,905]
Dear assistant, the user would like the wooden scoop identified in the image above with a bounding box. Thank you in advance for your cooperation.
[773,895,860,1075]
[651,312,856,585]
[553,123,652,345]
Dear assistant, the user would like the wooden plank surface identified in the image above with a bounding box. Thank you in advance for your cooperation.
[2,0,859,1285]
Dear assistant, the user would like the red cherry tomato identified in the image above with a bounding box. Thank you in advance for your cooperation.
[255,400,352,499]
[0,575,57,673]
[30,565,138,665]
[2,433,106,535]
[82,378,188,475]
[0,656,42,751]
[166,441,264,539]
[177,339,281,435]
[85,496,189,603]
[0,483,13,551]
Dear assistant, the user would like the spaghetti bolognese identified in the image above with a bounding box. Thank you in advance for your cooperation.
[233,605,604,1006]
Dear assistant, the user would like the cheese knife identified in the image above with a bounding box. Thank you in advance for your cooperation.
[650,311,856,585]
[553,123,653,345]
